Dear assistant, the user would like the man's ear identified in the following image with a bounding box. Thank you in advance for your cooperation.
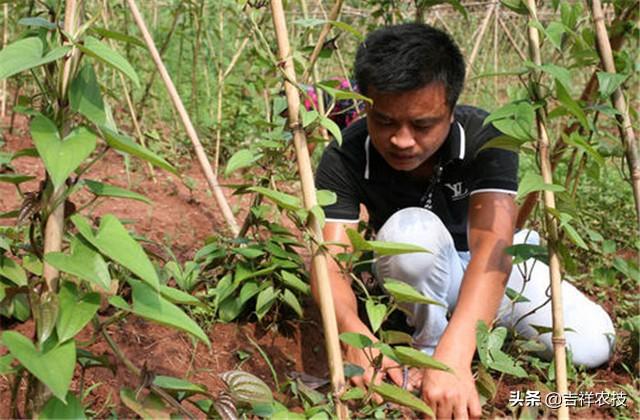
[449,109,455,123]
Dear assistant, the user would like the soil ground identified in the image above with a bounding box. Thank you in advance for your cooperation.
[0,113,636,418]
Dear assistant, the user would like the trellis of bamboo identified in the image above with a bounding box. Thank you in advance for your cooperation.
[125,0,240,237]
[525,1,569,419]
[590,0,640,230]
[270,1,347,418]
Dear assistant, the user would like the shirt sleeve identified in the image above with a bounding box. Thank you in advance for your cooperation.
[467,123,519,195]
[315,142,361,222]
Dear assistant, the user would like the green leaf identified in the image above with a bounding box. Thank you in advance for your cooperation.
[80,36,140,88]
[127,279,210,346]
[383,279,443,306]
[301,109,319,128]
[72,214,159,291]
[394,346,451,371]
[489,350,528,378]
[281,289,303,317]
[18,17,57,30]
[120,388,171,419]
[517,172,565,199]
[160,285,202,306]
[317,83,371,104]
[343,363,365,378]
[0,37,71,81]
[320,117,342,145]
[248,186,301,211]
[0,255,27,286]
[556,82,588,130]
[89,27,145,48]
[31,116,97,189]
[539,64,572,91]
[543,22,566,51]
[485,101,535,142]
[596,71,627,98]
[370,383,433,416]
[38,393,86,419]
[505,287,530,303]
[255,286,278,321]
[0,173,36,185]
[346,228,429,256]
[224,149,262,176]
[153,375,208,395]
[380,330,414,345]
[34,291,58,345]
[561,132,604,167]
[0,354,16,375]
[82,179,151,204]
[22,254,43,275]
[341,387,365,400]
[365,300,386,333]
[100,127,177,174]
[329,21,364,41]
[56,282,100,343]
[2,331,75,402]
[339,332,372,349]
[279,271,310,295]
[44,236,111,291]
[505,243,548,264]
[478,135,526,153]
[309,205,325,228]
[316,190,337,207]
[69,64,106,126]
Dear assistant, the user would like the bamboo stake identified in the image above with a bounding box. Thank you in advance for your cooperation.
[300,0,328,141]
[467,1,496,71]
[126,0,240,237]
[136,4,181,120]
[516,4,637,229]
[301,0,343,83]
[269,1,347,418]
[100,2,155,181]
[590,0,640,229]
[525,2,569,419]
[493,3,499,100]
[43,0,80,293]
[497,14,526,62]
[1,3,8,118]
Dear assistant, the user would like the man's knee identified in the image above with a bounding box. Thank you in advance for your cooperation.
[376,207,452,251]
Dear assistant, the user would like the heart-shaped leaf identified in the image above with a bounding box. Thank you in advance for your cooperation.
[56,282,100,343]
[80,37,140,88]
[38,392,87,420]
[34,291,59,345]
[2,331,75,402]
[371,382,433,416]
[31,116,96,189]
[69,64,106,126]
[339,332,373,349]
[0,255,27,286]
[220,370,273,405]
[71,214,159,291]
[111,279,210,346]
[365,300,387,333]
[100,127,177,174]
[384,279,443,306]
[0,37,70,80]
[393,346,451,371]
[82,179,151,204]
[45,236,111,292]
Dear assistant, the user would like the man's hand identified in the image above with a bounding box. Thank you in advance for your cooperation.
[421,363,481,419]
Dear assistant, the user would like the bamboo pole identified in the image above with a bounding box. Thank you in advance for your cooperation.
[300,0,329,142]
[497,14,527,61]
[590,0,640,229]
[269,1,347,418]
[1,3,8,118]
[516,4,637,229]
[467,1,496,71]
[42,0,80,293]
[100,2,155,181]
[125,0,240,237]
[493,3,499,100]
[525,2,569,419]
[301,0,343,83]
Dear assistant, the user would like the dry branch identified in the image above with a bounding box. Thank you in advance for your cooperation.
[525,2,569,419]
[301,0,344,83]
[126,0,240,237]
[590,0,640,229]
[466,1,496,71]
[270,1,347,418]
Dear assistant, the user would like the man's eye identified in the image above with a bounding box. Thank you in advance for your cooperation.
[377,118,393,126]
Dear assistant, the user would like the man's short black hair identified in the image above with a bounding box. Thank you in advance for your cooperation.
[355,23,465,109]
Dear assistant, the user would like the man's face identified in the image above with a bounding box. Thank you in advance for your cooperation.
[365,83,453,173]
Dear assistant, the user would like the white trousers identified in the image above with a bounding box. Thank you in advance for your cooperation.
[374,208,615,368]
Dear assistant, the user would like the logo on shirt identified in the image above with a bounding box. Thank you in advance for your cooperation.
[444,182,469,201]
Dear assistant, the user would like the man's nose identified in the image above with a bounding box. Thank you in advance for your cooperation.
[390,126,416,149]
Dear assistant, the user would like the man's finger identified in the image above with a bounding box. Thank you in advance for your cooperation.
[469,390,482,419]
[454,400,468,420]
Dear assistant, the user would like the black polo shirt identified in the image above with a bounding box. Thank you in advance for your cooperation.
[315,105,518,251]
